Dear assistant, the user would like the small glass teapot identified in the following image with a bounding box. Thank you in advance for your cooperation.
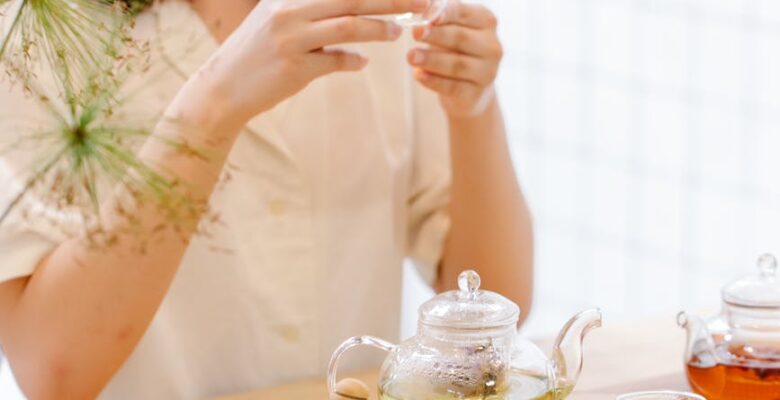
[328,270,602,400]
[678,254,780,399]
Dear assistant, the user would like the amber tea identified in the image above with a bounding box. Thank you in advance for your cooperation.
[686,343,780,400]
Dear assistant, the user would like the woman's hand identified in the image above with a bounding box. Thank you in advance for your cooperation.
[190,0,428,125]
[408,0,503,119]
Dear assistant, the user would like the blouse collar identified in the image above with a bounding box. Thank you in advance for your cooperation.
[151,1,297,163]
[154,0,218,81]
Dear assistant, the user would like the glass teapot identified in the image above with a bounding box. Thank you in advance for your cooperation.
[678,254,780,399]
[328,270,602,400]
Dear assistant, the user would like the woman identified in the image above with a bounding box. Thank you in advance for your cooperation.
[0,0,533,398]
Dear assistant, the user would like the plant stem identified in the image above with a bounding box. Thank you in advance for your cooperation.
[0,0,28,61]
[0,145,67,225]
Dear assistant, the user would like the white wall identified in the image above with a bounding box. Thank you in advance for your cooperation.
[458,0,780,337]
[0,356,23,399]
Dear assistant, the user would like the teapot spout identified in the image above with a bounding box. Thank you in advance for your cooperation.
[549,309,602,391]
[677,311,716,364]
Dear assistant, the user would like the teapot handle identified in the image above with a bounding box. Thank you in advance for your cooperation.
[327,336,396,397]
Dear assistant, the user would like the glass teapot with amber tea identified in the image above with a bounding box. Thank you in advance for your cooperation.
[678,254,780,400]
[328,270,602,400]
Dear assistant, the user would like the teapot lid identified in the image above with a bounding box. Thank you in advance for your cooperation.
[722,254,780,308]
[418,270,520,329]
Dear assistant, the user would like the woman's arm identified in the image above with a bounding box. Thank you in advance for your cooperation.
[409,1,533,322]
[0,79,244,399]
[0,0,424,397]
[441,98,534,324]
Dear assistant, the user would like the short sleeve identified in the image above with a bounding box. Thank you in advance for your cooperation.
[406,78,451,286]
[0,80,59,284]
[0,214,57,283]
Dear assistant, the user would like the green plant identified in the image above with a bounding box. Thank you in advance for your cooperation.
[112,0,153,15]
[0,0,132,96]
[0,0,210,246]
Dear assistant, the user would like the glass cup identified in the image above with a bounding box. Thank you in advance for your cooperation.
[371,0,450,26]
[616,391,706,400]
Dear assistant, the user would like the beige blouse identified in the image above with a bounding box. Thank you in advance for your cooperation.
[0,1,450,398]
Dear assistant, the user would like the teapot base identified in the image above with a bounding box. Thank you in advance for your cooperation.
[378,374,573,400]
[686,343,780,400]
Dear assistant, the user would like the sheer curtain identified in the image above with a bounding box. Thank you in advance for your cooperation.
[401,0,780,338]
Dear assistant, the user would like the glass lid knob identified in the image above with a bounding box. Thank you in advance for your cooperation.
[458,270,481,300]
[758,253,778,279]
[722,253,780,308]
[419,269,519,329]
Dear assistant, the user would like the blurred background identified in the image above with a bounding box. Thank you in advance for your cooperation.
[403,0,780,339]
[3,0,780,396]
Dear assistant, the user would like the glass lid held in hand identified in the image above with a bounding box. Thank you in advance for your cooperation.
[418,270,520,329]
[722,253,780,308]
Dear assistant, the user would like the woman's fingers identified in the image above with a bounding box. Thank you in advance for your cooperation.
[303,17,402,50]
[414,69,480,99]
[405,0,502,118]
[310,48,369,76]
[436,1,497,29]
[408,48,495,84]
[305,0,429,20]
[413,25,501,58]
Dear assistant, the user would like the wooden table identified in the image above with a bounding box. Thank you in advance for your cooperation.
[219,315,693,399]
